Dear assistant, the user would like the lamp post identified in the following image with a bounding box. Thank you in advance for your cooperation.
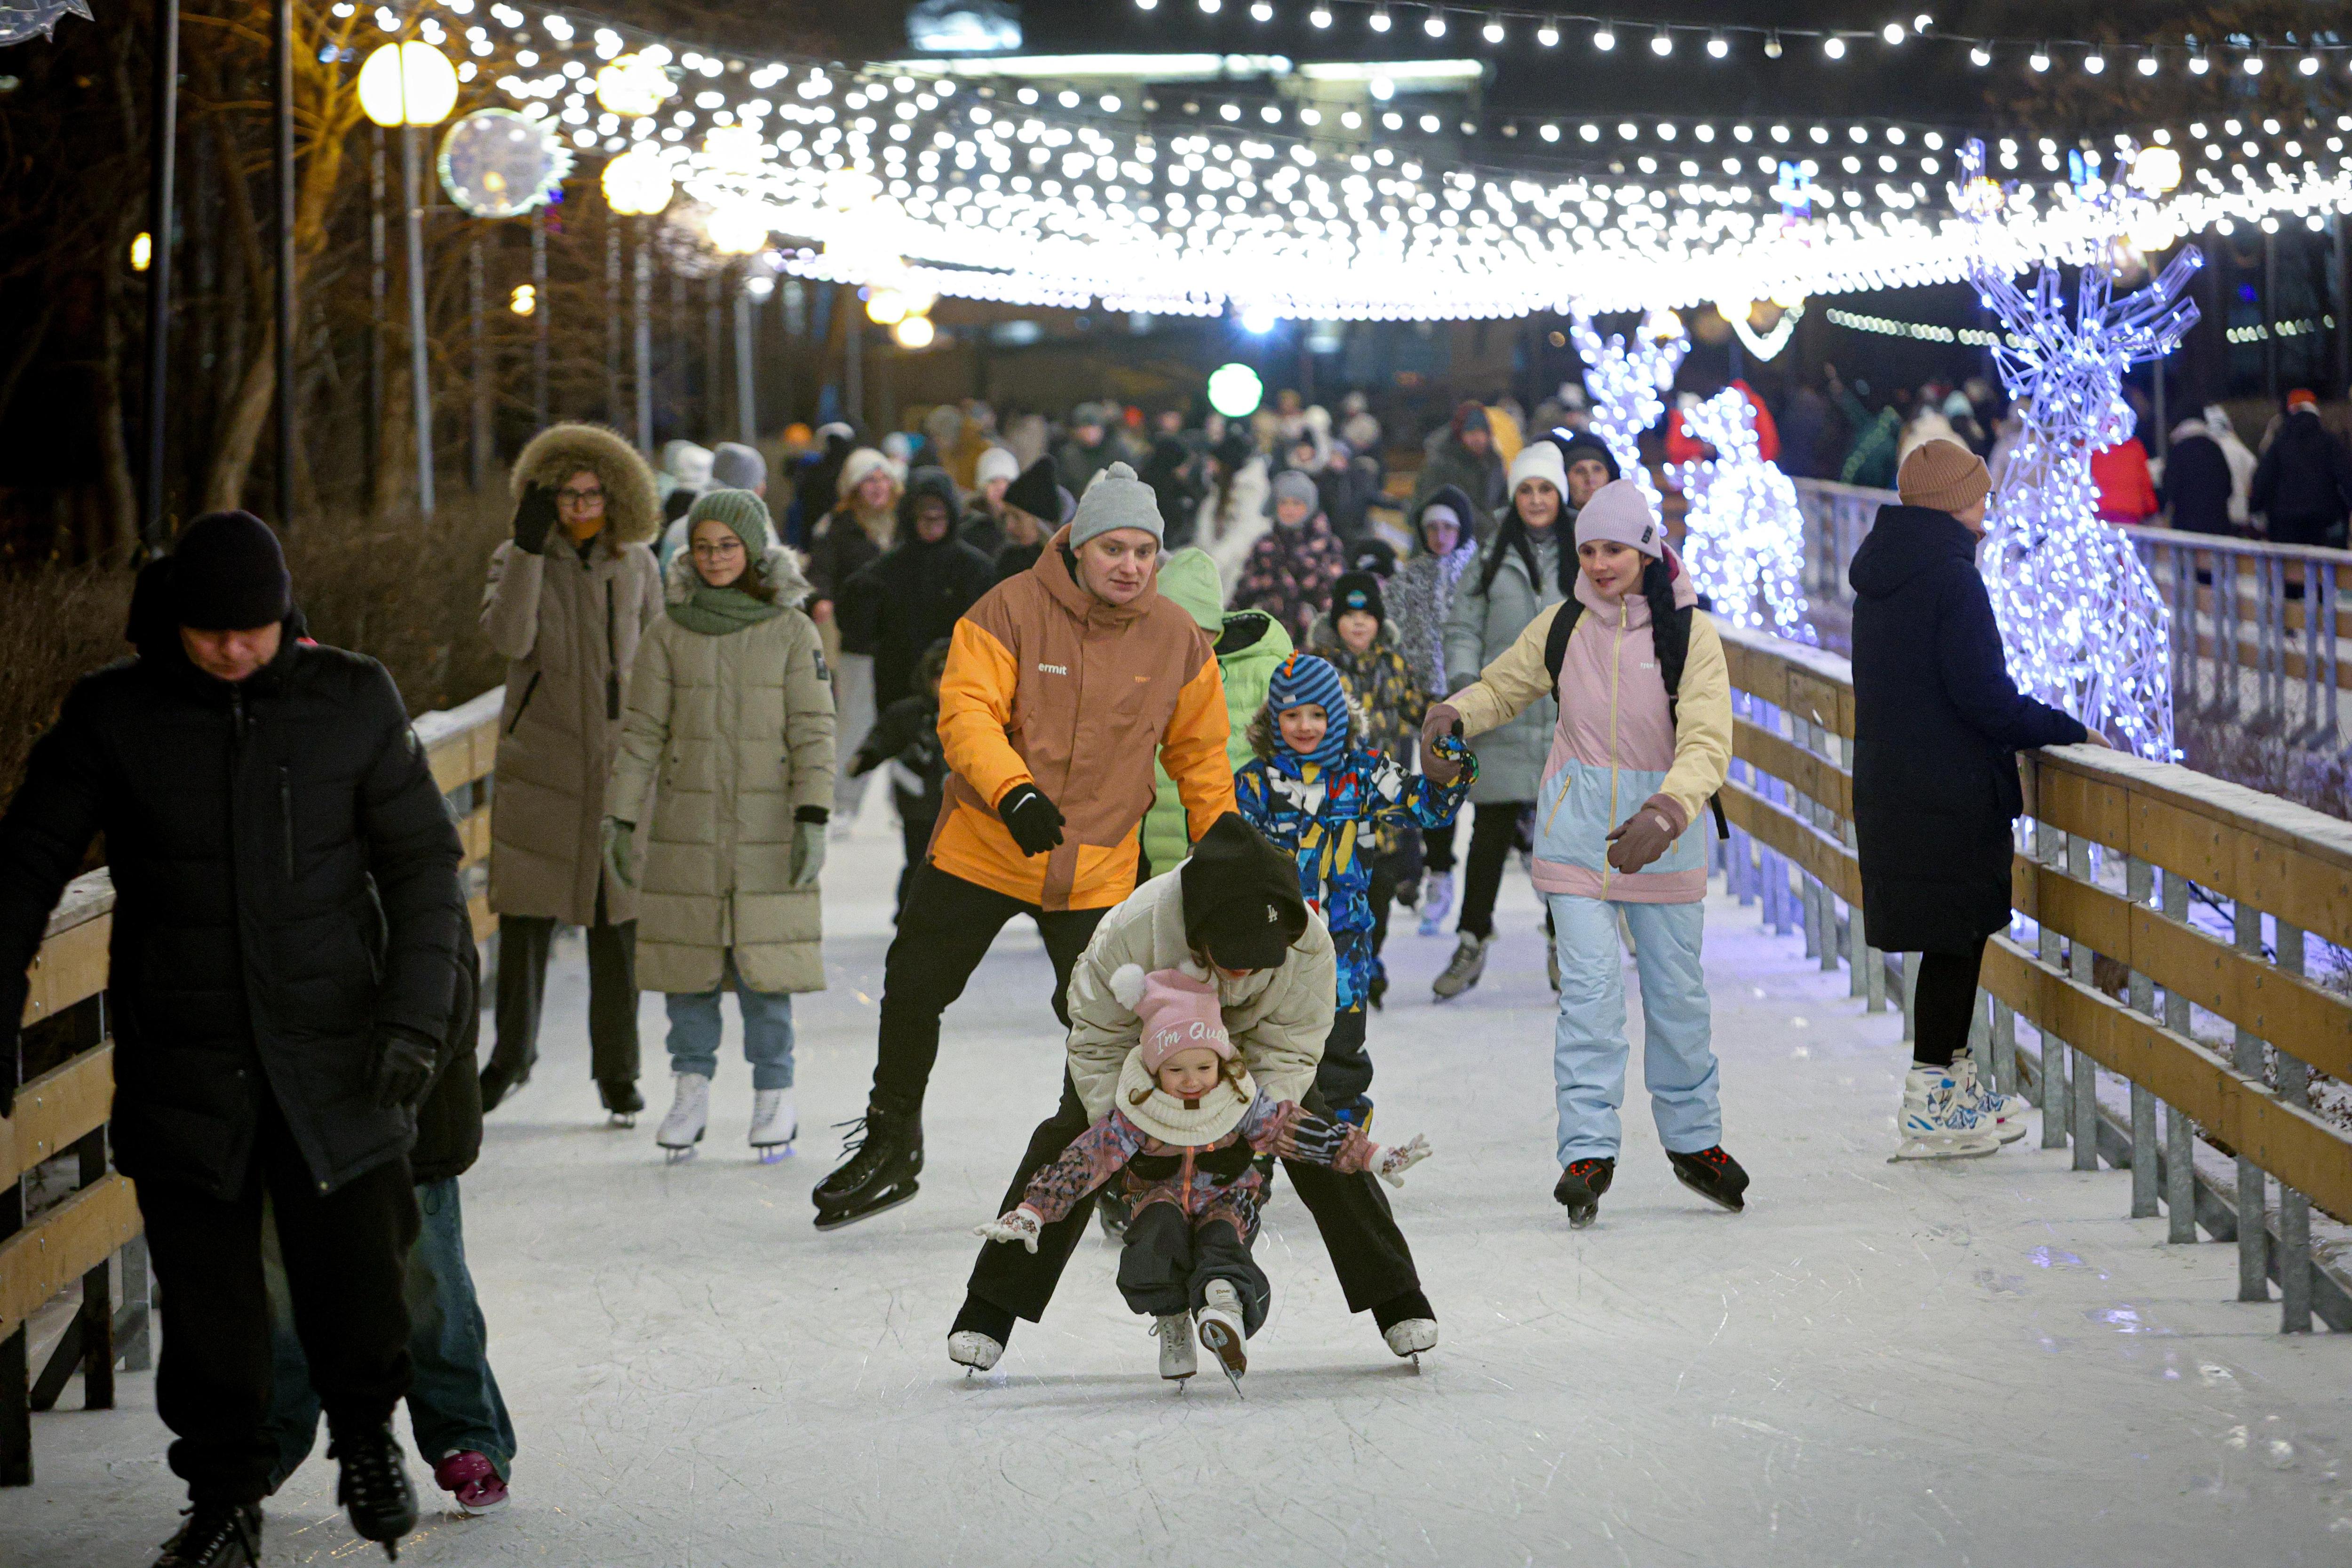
[600,146,672,456]
[706,203,766,446]
[358,39,458,518]
[141,0,178,545]
[270,0,292,529]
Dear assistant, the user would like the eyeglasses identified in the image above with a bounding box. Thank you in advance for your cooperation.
[555,486,605,507]
[689,540,745,558]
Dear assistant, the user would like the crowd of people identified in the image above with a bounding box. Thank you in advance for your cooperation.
[2,358,2310,1566]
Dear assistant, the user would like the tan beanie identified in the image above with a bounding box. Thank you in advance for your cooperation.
[1897,438,1991,515]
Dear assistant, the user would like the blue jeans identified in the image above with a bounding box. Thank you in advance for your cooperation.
[262,1177,516,1487]
[666,952,795,1089]
[1547,894,1721,1165]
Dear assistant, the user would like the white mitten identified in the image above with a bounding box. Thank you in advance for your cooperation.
[1374,1134,1432,1188]
[974,1206,1044,1252]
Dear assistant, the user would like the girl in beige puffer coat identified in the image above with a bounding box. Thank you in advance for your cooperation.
[605,490,837,1162]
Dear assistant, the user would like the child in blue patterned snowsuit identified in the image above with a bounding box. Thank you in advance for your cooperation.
[1235,653,1474,1122]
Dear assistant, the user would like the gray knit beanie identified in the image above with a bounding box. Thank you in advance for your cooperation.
[1068,461,1164,548]
[1270,469,1320,512]
[710,441,767,492]
[684,488,775,556]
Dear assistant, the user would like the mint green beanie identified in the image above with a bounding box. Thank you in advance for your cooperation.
[683,488,774,556]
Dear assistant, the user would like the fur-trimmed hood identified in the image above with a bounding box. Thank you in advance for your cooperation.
[662,539,814,610]
[512,422,662,547]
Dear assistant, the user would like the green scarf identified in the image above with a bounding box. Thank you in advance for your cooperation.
[668,581,782,636]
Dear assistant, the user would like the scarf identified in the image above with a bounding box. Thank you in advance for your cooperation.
[668,582,782,636]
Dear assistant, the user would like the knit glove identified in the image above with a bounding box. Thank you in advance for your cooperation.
[1604,793,1685,874]
[601,817,637,890]
[996,782,1065,857]
[1422,733,1472,789]
[1418,701,1465,783]
[975,1205,1045,1252]
[368,1027,440,1110]
[1373,1134,1433,1188]
[512,482,558,555]
[789,820,827,889]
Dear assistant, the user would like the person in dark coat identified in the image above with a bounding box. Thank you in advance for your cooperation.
[2249,390,2352,547]
[993,456,1065,583]
[2158,416,2239,536]
[1847,442,2101,1161]
[848,466,998,711]
[0,511,466,1565]
[850,639,952,920]
[264,940,516,1519]
[1140,432,1204,551]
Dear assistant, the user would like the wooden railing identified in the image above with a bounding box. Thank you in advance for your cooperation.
[0,685,506,1485]
[1714,622,2352,1333]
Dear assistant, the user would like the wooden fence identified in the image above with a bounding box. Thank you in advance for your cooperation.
[0,685,506,1485]
[1714,621,2352,1331]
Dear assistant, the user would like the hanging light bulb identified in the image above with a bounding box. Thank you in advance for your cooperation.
[2243,50,2264,75]
[1368,3,1391,31]
[1591,19,1614,50]
[2301,52,2321,76]
[865,287,909,325]
[1822,35,1845,60]
[1482,13,1504,44]
[1881,21,1904,44]
[2028,42,2050,72]
[1970,41,1991,66]
[2187,42,2209,73]
[358,40,460,127]
[2083,49,2105,74]
[1762,30,1781,58]
[2136,48,2158,75]
[1535,14,1558,46]
[892,313,935,349]
[1650,26,1672,55]
[2130,145,2183,194]
[1423,8,1446,38]
[1707,30,1727,58]
[509,283,537,316]
[703,123,763,173]
[707,203,770,254]
[1308,2,1331,23]
[130,231,152,272]
[601,146,673,214]
[593,52,673,119]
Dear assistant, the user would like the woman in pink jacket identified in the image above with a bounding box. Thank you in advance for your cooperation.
[1424,480,1743,1229]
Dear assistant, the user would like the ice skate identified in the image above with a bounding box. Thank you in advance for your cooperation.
[1152,1313,1197,1383]
[656,1073,710,1162]
[1553,1157,1614,1228]
[1195,1280,1248,1393]
[812,1104,925,1229]
[153,1502,262,1568]
[430,1450,508,1517]
[599,1077,643,1130]
[328,1421,417,1560]
[748,1088,797,1162]
[477,1057,531,1114]
[1948,1051,2029,1143]
[1893,1065,2002,1161]
[1417,869,1454,936]
[947,1330,1003,1377]
[1431,932,1492,999]
[1383,1317,1438,1368]
[1668,1146,1750,1213]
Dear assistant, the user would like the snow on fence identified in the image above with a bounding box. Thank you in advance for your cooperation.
[0,688,507,1485]
[1714,621,2352,1333]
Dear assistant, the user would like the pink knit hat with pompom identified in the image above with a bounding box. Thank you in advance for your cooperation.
[1111,964,1235,1074]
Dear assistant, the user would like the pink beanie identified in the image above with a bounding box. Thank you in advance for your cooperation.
[1115,964,1235,1073]
[1572,478,1664,559]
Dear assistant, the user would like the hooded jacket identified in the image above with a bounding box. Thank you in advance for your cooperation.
[847,467,998,709]
[607,544,836,994]
[1447,547,1731,904]
[932,528,1237,910]
[1389,485,1481,700]
[2250,409,2352,543]
[2159,423,2237,536]
[1846,504,2087,953]
[1231,508,1346,646]
[483,423,664,927]
[0,580,465,1197]
[1141,434,1205,552]
[1140,549,1293,871]
[1441,496,1575,803]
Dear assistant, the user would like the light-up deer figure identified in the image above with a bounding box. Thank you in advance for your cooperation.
[1961,140,2198,760]
[1568,306,1688,517]
[1674,385,1815,643]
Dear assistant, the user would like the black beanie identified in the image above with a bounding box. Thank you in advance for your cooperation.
[1003,456,1061,523]
[171,510,292,631]
[1556,431,1622,486]
[1180,814,1308,971]
[1331,570,1385,626]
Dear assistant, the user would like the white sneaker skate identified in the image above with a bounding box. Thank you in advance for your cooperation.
[1893,1065,2002,1161]
[656,1073,711,1162]
[1152,1314,1197,1383]
[1195,1281,1248,1391]
[1948,1051,2028,1143]
[748,1089,797,1162]
[1383,1317,1438,1366]
[1418,870,1454,937]
[947,1330,1002,1376]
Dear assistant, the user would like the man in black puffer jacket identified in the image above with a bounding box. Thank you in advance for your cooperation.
[0,511,465,1568]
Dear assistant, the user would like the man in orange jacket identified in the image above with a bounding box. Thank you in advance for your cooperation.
[814,462,1237,1229]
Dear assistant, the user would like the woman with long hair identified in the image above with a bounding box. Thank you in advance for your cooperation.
[805,448,899,822]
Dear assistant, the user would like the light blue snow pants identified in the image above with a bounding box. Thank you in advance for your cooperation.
[1546,893,1721,1164]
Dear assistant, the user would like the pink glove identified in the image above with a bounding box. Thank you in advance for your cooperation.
[1373,1134,1432,1189]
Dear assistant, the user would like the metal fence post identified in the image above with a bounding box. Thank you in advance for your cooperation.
[2125,856,2159,1218]
[2276,920,2313,1333]
[2033,818,2068,1144]
[2066,835,2098,1171]
[2232,898,2269,1301]
[2161,868,2198,1243]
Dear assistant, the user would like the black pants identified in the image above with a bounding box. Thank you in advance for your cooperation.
[491,883,640,1088]
[1457,800,1533,939]
[968,1072,1421,1324]
[1315,1008,1373,1106]
[1422,818,1458,874]
[869,861,1108,1116]
[1117,1202,1270,1337]
[137,1092,420,1505]
[894,812,938,923]
[1912,937,1989,1069]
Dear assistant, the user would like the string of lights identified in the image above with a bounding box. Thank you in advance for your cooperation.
[1674,387,1814,645]
[1568,307,1683,515]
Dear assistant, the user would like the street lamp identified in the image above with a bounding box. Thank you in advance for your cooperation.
[602,148,672,454]
[360,39,458,518]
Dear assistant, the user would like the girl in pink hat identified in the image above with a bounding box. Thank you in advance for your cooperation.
[977,963,1431,1387]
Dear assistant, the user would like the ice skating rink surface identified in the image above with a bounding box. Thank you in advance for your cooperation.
[11,830,2352,1566]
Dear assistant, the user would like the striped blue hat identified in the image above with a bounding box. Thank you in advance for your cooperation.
[1265,652,1351,769]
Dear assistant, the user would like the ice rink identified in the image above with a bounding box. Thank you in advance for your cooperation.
[10,828,2351,1566]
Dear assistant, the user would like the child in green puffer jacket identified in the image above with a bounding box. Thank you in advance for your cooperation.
[1139,547,1293,877]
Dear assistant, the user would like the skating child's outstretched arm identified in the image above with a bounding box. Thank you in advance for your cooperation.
[1240,1092,1435,1189]
[1358,739,1476,832]
[977,1114,1148,1251]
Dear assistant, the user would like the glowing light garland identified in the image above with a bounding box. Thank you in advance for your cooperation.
[1674,388,1814,643]
[1963,141,2195,762]
[1569,307,1685,516]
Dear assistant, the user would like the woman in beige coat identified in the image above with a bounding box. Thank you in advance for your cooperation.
[605,490,837,1162]
[480,422,663,1123]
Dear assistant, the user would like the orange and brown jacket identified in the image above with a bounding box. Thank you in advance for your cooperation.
[932,527,1237,910]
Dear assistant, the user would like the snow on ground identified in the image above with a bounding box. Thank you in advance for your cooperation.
[10,829,2352,1566]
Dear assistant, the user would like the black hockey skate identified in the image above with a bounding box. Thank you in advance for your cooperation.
[812,1105,924,1230]
[599,1077,644,1129]
[1552,1157,1615,1229]
[329,1422,417,1559]
[1668,1146,1750,1213]
[154,1503,262,1568]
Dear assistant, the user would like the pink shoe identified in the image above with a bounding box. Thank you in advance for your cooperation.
[432,1450,509,1515]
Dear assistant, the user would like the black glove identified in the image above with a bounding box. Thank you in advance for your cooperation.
[512,483,558,555]
[369,1028,441,1110]
[996,782,1065,857]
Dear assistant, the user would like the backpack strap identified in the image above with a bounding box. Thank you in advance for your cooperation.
[1542,599,1584,690]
